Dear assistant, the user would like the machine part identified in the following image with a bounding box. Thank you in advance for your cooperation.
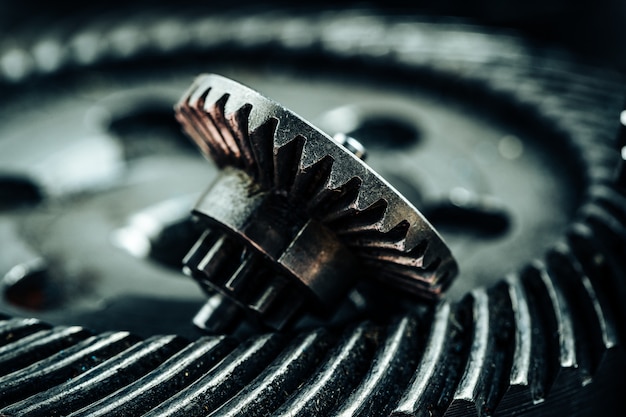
[0,8,624,417]
[177,74,457,329]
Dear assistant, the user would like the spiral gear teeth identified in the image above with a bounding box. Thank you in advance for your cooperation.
[568,224,624,348]
[373,264,444,298]
[268,323,378,417]
[518,262,579,402]
[212,329,333,417]
[391,301,462,416]
[547,245,612,376]
[446,288,491,416]
[533,261,577,370]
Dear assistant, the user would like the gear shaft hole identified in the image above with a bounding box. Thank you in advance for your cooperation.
[346,115,421,149]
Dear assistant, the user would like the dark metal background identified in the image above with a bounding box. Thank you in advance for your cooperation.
[0,4,625,416]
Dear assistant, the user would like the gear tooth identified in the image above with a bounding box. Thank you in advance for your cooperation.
[331,199,388,234]
[352,175,384,211]
[357,239,428,269]
[188,74,213,101]
[202,82,228,112]
[408,238,430,258]
[248,280,284,314]
[175,94,227,164]
[326,153,359,189]
[182,229,220,273]
[204,74,270,133]
[374,263,442,296]
[351,190,410,236]
[421,237,450,268]
[201,107,238,166]
[295,128,336,169]
[182,88,236,166]
[222,90,249,116]
[337,221,411,254]
[378,206,409,235]
[207,94,244,163]
[251,281,305,330]
[249,117,279,189]
[289,154,334,204]
[224,252,262,293]
[274,135,306,192]
[186,79,211,107]
[175,103,215,161]
[247,102,270,133]
[228,103,256,173]
[196,234,244,285]
[176,78,200,107]
[315,177,362,223]
[404,212,436,250]
[306,168,350,213]
[272,111,320,149]
[361,221,412,250]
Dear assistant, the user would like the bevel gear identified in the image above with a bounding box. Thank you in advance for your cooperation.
[176,74,457,330]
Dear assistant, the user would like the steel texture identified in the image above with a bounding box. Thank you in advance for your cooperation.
[0,9,624,416]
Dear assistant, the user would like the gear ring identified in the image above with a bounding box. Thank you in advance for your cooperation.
[176,74,457,329]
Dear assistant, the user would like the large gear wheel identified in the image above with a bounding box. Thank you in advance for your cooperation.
[177,74,457,329]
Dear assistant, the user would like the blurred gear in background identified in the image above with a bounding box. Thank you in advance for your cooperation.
[0,1,624,416]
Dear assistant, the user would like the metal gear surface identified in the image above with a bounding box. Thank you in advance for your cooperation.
[0,7,624,417]
[176,73,457,328]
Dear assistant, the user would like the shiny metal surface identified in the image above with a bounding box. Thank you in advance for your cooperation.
[0,8,623,417]
[177,74,457,329]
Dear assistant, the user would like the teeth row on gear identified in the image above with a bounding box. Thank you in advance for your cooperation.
[183,229,305,330]
[175,74,457,315]
[1,196,625,417]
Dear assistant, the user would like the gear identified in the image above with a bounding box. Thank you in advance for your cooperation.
[175,74,458,329]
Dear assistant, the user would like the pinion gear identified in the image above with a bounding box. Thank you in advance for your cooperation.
[175,74,457,329]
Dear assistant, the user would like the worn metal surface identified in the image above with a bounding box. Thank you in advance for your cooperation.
[0,8,624,417]
[177,74,457,329]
